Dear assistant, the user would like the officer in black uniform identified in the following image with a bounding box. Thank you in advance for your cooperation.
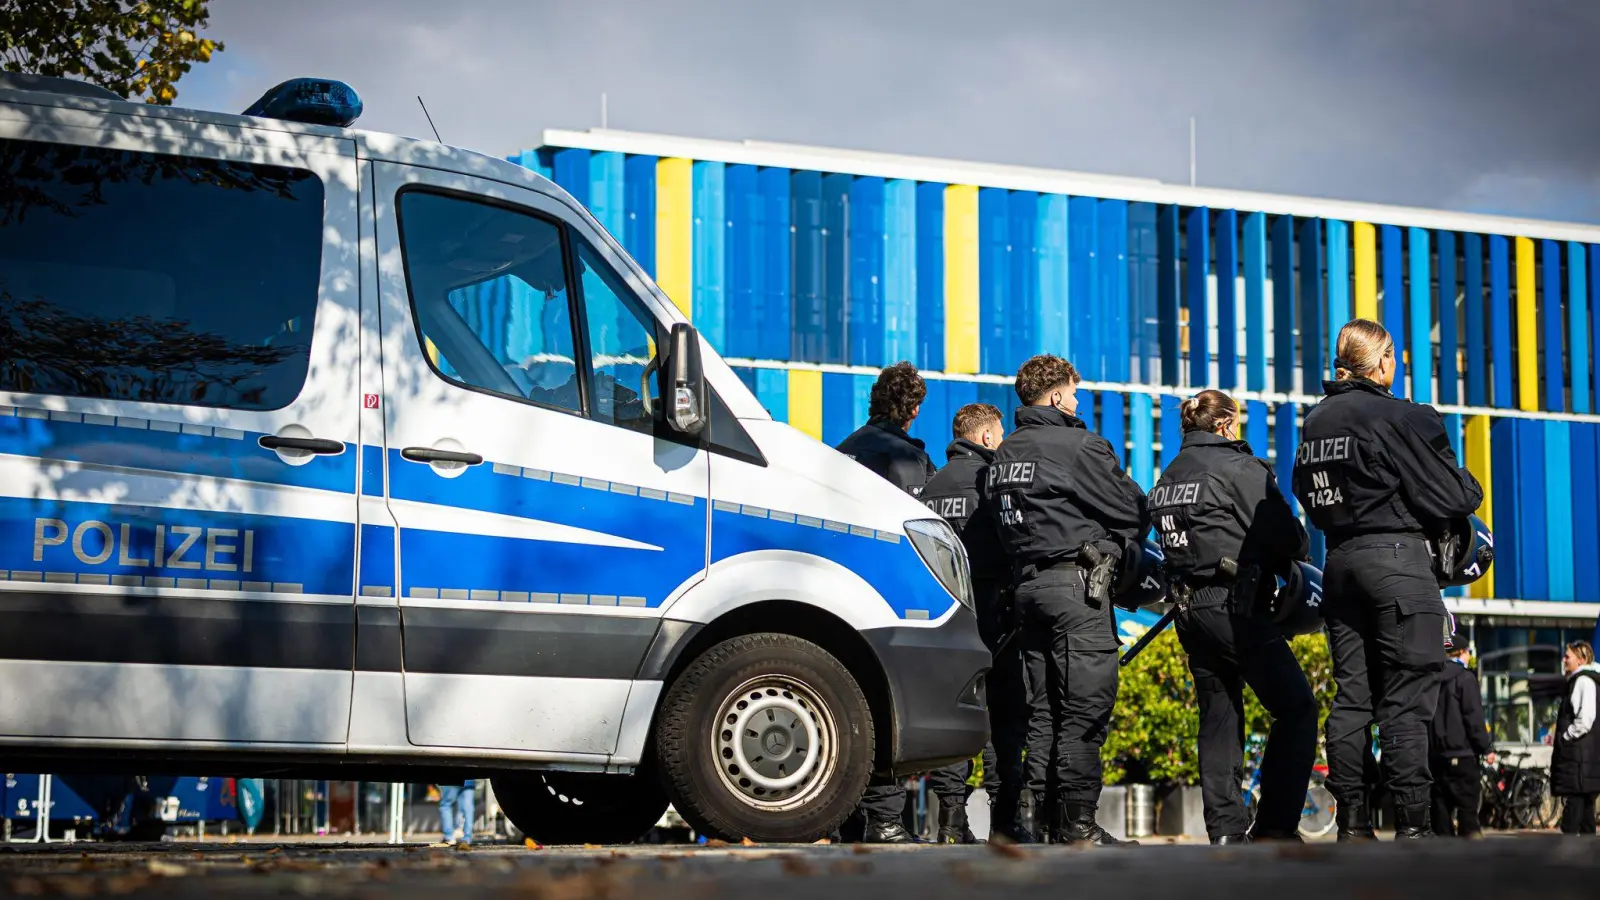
[983,355,1148,846]
[1429,631,1493,837]
[1150,390,1317,844]
[1292,319,1484,841]
[920,403,1023,843]
[834,361,936,843]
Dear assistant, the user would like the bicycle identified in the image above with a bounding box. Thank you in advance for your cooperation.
[1480,750,1556,830]
[1239,735,1339,839]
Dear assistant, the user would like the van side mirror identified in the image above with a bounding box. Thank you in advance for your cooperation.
[665,322,707,436]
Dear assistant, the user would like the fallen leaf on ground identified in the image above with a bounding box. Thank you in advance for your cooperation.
[740,837,757,846]
[524,838,543,850]
[147,860,188,877]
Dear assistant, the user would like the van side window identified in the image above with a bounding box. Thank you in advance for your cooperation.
[0,138,324,410]
[573,240,660,435]
[397,191,584,415]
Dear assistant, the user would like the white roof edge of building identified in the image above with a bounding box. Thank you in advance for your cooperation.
[539,127,1600,245]
[1445,598,1600,621]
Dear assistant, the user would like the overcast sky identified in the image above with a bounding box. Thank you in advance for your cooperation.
[179,0,1600,223]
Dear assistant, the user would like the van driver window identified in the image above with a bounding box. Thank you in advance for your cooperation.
[396,191,584,414]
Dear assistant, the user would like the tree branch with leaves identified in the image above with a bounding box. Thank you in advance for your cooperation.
[0,0,222,105]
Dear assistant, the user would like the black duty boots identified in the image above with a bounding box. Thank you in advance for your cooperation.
[1393,804,1434,841]
[863,819,915,844]
[1210,833,1251,845]
[937,802,980,844]
[1335,793,1378,842]
[1057,802,1137,847]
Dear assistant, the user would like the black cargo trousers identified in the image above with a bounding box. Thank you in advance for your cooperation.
[1175,585,1317,839]
[1015,564,1118,810]
[927,580,1018,825]
[1322,534,1449,818]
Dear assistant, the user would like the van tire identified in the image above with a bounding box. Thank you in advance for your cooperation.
[655,633,873,843]
[491,770,668,846]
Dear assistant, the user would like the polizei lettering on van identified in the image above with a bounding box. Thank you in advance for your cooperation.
[32,517,256,573]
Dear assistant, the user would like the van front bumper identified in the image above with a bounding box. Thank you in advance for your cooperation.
[862,604,991,776]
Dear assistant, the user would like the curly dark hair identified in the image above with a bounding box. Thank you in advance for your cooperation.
[868,361,927,426]
[1015,354,1080,406]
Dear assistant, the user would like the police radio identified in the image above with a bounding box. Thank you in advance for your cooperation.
[1431,514,1494,588]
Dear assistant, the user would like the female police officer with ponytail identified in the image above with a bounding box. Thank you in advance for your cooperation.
[1292,319,1484,841]
[1150,390,1317,844]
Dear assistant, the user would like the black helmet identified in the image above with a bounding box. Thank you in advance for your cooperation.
[1434,515,1494,588]
[1270,561,1326,636]
[1113,539,1170,612]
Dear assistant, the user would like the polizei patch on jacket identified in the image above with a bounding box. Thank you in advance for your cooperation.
[1148,480,1202,509]
[986,461,1036,488]
[1295,435,1355,466]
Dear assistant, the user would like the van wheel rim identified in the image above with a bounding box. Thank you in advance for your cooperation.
[712,675,837,811]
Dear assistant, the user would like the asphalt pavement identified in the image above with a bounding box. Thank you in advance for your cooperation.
[0,836,1596,899]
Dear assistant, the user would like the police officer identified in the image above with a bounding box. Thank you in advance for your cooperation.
[983,355,1148,846]
[1292,319,1484,841]
[1429,631,1493,837]
[1150,390,1317,845]
[834,360,935,843]
[920,403,1023,843]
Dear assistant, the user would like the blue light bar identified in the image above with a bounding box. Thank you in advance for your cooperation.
[243,78,362,128]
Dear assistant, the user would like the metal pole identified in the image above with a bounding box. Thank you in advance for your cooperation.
[35,775,50,843]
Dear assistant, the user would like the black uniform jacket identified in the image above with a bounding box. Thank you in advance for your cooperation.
[921,438,1008,583]
[1149,430,1309,582]
[1291,379,1483,544]
[836,418,937,498]
[981,405,1149,567]
[1429,660,1493,759]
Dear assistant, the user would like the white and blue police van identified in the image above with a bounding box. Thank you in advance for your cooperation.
[0,74,989,844]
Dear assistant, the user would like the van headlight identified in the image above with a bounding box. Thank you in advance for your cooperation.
[905,518,974,611]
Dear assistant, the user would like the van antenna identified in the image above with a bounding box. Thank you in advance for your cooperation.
[417,95,443,143]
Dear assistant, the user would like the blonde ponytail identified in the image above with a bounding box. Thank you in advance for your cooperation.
[1334,319,1393,381]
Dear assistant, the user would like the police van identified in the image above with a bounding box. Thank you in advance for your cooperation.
[0,75,988,844]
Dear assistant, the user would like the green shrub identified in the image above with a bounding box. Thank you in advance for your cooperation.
[1100,625,1335,786]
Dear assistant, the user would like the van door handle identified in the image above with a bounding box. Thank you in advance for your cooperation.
[258,436,345,455]
[401,447,484,466]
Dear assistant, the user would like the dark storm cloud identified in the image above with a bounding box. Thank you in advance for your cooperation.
[183,0,1600,222]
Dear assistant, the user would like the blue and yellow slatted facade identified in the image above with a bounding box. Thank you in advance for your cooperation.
[521,137,1600,606]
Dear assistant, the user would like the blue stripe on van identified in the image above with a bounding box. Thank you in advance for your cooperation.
[0,409,357,495]
[0,496,354,596]
[359,523,396,597]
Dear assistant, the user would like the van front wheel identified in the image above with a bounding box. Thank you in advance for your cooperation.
[655,633,874,843]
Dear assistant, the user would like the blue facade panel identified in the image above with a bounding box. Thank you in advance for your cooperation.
[883,180,918,365]
[979,187,1012,375]
[1546,420,1575,601]
[1009,192,1040,373]
[1131,392,1155,490]
[1078,389,1096,432]
[1571,242,1590,414]
[1326,220,1351,370]
[756,368,789,423]
[725,164,759,359]
[848,177,887,368]
[915,183,946,371]
[1158,205,1181,385]
[692,161,727,349]
[1490,418,1520,597]
[1244,213,1268,392]
[1039,195,1071,368]
[1101,392,1126,467]
[1408,227,1432,404]
[1215,209,1239,390]
[588,151,625,239]
[1187,206,1211,388]
[1464,233,1486,406]
[790,171,825,362]
[1543,240,1565,411]
[1070,197,1102,379]
[1129,203,1159,383]
[1271,215,1296,394]
[1099,200,1131,382]
[623,154,657,276]
[758,167,793,361]
[1159,395,1183,470]
[1490,235,1513,408]
[552,148,590,206]
[1516,418,1548,601]
[1245,400,1269,460]
[1300,218,1325,393]
[821,174,852,365]
[911,379,948,466]
[1574,423,1600,602]
[1381,224,1406,398]
[1438,230,1459,405]
[1274,404,1300,517]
